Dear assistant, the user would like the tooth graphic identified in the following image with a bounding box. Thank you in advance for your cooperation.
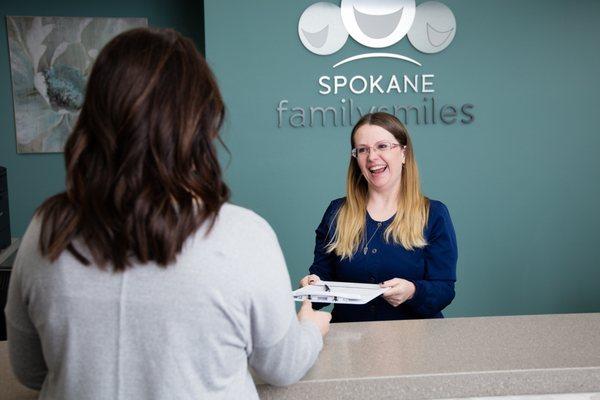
[426,22,454,47]
[407,1,456,54]
[352,6,404,40]
[341,0,416,48]
[302,25,330,49]
[298,2,348,55]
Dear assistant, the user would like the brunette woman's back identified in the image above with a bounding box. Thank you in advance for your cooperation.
[5,28,329,399]
[7,204,322,399]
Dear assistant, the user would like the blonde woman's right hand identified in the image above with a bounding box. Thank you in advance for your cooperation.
[299,274,321,287]
[297,300,331,337]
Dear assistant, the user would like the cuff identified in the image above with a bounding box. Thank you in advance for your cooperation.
[402,279,425,308]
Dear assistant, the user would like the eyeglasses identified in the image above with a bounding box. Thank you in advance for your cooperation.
[351,141,405,158]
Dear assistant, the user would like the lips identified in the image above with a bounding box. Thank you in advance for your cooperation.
[426,22,454,47]
[302,25,330,49]
[353,6,404,39]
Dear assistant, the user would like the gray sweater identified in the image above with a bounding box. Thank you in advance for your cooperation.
[5,204,322,399]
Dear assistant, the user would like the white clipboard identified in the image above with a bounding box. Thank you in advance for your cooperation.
[292,281,389,305]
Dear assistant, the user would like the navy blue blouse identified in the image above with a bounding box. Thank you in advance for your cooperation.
[309,198,458,322]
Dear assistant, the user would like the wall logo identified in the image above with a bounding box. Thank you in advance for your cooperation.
[298,0,456,66]
[276,0,474,129]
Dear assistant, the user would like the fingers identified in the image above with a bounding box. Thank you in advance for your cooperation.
[300,299,312,310]
[379,278,401,288]
[380,278,409,306]
[382,285,402,298]
[382,293,403,307]
[297,299,313,321]
[299,275,311,287]
[299,274,321,287]
[381,278,401,299]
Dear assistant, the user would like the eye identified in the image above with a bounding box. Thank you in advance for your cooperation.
[376,142,391,151]
[357,147,369,154]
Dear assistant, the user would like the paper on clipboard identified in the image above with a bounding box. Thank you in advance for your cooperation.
[292,281,389,305]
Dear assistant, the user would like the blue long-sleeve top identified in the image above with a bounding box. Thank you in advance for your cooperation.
[309,198,458,322]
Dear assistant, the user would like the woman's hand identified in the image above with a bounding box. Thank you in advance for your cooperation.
[297,300,331,336]
[299,274,321,287]
[380,278,416,307]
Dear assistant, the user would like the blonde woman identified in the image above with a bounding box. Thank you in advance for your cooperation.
[300,112,457,322]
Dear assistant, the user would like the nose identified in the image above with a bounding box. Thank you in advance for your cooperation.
[367,149,381,163]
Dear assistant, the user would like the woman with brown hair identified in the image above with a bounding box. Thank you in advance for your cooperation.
[300,112,458,322]
[6,28,330,399]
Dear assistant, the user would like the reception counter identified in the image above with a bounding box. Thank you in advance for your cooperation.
[257,313,600,399]
[2,313,600,399]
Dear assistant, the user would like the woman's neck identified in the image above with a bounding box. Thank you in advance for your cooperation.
[367,188,399,221]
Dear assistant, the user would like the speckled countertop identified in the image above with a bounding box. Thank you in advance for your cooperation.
[2,313,599,399]
[257,313,600,399]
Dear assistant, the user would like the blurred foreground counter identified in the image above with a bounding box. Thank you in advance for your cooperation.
[1,313,599,399]
[257,313,600,400]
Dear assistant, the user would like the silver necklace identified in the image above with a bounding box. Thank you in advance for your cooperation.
[363,222,382,255]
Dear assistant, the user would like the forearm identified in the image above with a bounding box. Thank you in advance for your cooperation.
[249,318,322,386]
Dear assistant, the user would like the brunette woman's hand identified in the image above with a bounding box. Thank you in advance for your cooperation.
[380,278,416,307]
[297,300,331,336]
[299,274,321,287]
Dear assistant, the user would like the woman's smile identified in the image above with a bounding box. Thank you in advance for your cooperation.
[368,164,388,177]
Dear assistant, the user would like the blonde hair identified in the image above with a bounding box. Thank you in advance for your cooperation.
[326,113,429,259]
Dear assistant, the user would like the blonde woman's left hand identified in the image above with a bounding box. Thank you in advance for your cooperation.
[380,278,416,307]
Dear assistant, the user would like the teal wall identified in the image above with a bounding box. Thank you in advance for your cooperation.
[205,0,600,317]
[0,0,204,234]
[2,0,599,318]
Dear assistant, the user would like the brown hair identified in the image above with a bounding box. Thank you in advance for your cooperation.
[37,28,229,271]
[327,112,429,258]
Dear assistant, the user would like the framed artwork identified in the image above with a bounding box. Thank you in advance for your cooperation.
[6,16,148,153]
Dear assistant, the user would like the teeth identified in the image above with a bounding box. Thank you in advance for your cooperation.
[369,166,386,173]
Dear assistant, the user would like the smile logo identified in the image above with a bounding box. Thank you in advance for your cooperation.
[298,2,349,55]
[298,0,456,66]
[408,1,456,53]
[341,0,416,48]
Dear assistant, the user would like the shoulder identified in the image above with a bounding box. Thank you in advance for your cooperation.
[317,197,346,226]
[330,197,346,207]
[20,214,44,247]
[325,197,345,215]
[15,216,44,262]
[218,203,270,225]
[210,203,278,246]
[11,215,48,279]
[196,204,286,285]
[216,203,275,234]
[183,203,282,270]
[425,198,456,237]
[427,198,451,219]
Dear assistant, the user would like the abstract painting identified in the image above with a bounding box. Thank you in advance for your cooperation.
[6,16,148,153]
